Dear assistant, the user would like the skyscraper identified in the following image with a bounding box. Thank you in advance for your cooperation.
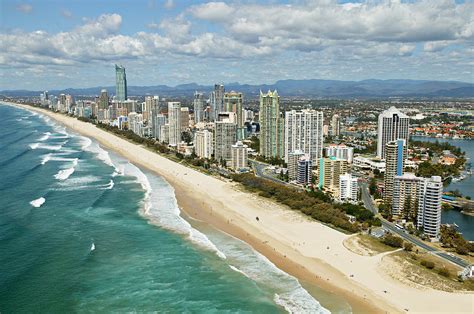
[384,139,406,204]
[285,109,324,164]
[168,102,181,146]
[214,121,237,166]
[194,130,213,159]
[377,106,409,159]
[417,176,443,238]
[339,173,359,203]
[115,64,127,102]
[392,173,443,238]
[180,107,190,130]
[287,150,305,181]
[223,91,244,127]
[259,90,284,159]
[297,156,313,185]
[193,92,205,124]
[330,114,341,137]
[210,84,224,121]
[98,89,109,110]
[231,141,248,171]
[317,157,348,197]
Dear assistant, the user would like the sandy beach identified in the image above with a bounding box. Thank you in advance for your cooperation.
[11,103,474,314]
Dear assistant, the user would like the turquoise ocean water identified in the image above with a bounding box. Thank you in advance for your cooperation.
[0,104,334,313]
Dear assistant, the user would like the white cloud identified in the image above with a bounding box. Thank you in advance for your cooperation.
[17,4,32,14]
[164,0,174,10]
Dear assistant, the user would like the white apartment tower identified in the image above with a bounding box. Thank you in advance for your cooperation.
[231,141,248,171]
[417,176,443,238]
[285,109,324,164]
[325,144,354,163]
[168,102,181,146]
[377,106,410,159]
[330,114,341,137]
[194,130,213,159]
[339,173,359,203]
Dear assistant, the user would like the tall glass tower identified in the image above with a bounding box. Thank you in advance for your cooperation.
[115,64,127,102]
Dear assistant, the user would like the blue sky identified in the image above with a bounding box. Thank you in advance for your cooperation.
[0,0,473,90]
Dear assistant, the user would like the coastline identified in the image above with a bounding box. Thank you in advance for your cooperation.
[9,103,474,314]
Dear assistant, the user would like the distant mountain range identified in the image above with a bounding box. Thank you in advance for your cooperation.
[2,79,473,98]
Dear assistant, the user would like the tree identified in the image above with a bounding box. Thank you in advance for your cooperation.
[404,242,414,252]
[382,234,403,248]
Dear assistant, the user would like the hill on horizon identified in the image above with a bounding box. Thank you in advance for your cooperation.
[1,79,473,98]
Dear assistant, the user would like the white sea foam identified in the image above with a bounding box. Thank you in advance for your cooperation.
[104,179,114,190]
[209,231,330,314]
[29,143,39,149]
[120,161,226,259]
[38,132,51,141]
[54,158,78,180]
[30,197,46,208]
[30,142,66,151]
[83,141,116,168]
[80,136,92,150]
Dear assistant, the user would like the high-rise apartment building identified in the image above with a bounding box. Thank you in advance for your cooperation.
[160,124,169,143]
[180,107,190,131]
[144,96,158,122]
[214,121,237,166]
[231,141,248,171]
[297,156,312,185]
[325,144,354,163]
[259,90,284,159]
[384,139,406,204]
[193,92,205,124]
[339,173,359,203]
[287,150,305,181]
[99,89,109,110]
[168,102,181,146]
[392,174,443,238]
[417,176,443,238]
[330,114,341,137]
[317,157,348,197]
[210,84,224,121]
[115,64,127,102]
[152,114,166,141]
[377,106,409,159]
[223,91,244,127]
[285,109,324,164]
[194,130,213,159]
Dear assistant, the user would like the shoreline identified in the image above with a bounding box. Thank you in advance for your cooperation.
[9,103,474,314]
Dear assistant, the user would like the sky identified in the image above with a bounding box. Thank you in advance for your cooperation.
[0,0,473,90]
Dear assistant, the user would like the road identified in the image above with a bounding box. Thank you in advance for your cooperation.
[359,180,470,268]
[249,159,295,187]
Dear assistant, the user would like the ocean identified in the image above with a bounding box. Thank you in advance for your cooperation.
[0,104,336,313]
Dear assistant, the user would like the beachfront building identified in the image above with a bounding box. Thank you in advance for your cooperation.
[392,173,443,238]
[325,144,354,163]
[330,114,341,137]
[214,121,237,166]
[152,113,166,141]
[193,92,205,124]
[209,84,224,121]
[417,176,443,238]
[194,130,213,159]
[377,106,410,159]
[297,156,313,185]
[287,150,306,181]
[259,90,284,159]
[168,102,181,146]
[144,96,159,122]
[160,124,170,143]
[339,173,359,203]
[115,64,127,102]
[128,112,144,135]
[317,157,348,198]
[384,139,406,204]
[231,141,248,171]
[285,109,324,164]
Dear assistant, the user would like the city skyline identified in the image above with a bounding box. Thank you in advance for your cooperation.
[1,0,473,90]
